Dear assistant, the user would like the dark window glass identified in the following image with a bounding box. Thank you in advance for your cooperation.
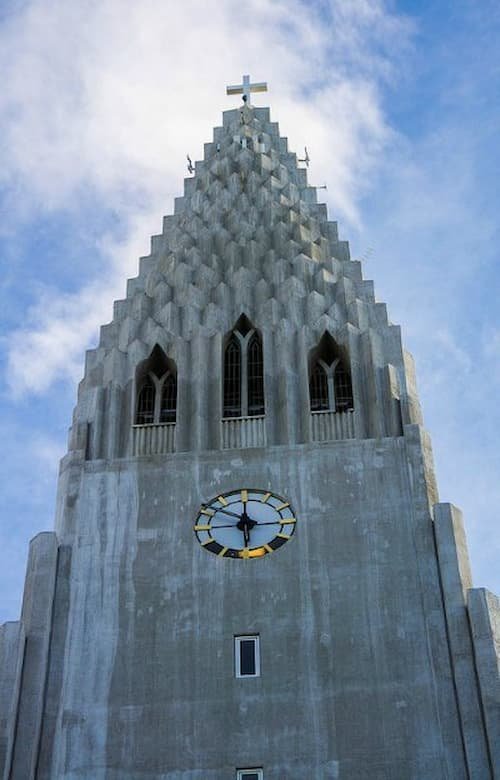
[241,774,259,780]
[223,335,241,418]
[247,332,264,416]
[334,364,353,412]
[309,362,329,411]
[160,374,177,423]
[136,378,155,424]
[240,639,256,675]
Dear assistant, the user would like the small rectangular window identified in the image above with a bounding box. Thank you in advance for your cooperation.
[235,635,260,678]
[236,770,263,780]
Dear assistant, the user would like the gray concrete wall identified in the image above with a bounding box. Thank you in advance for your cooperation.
[36,546,73,779]
[36,435,477,779]
[468,588,500,777]
[0,621,24,780]
[9,532,58,780]
[433,503,492,778]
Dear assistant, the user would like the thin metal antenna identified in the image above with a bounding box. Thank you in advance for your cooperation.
[354,246,375,264]
[298,147,310,167]
[187,155,194,175]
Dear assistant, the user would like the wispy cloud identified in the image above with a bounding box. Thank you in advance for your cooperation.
[0,0,411,395]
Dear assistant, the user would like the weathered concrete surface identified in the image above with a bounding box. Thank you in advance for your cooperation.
[34,436,476,778]
[9,532,58,780]
[36,546,73,779]
[0,621,24,778]
[468,588,500,776]
[433,503,492,778]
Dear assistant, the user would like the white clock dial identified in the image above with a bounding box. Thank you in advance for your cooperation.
[194,489,296,559]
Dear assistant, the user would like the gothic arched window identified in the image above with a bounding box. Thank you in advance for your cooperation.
[135,345,177,425]
[160,374,177,423]
[136,377,156,425]
[310,362,329,412]
[247,332,264,416]
[223,334,242,418]
[223,316,265,419]
[309,333,353,413]
[333,363,353,412]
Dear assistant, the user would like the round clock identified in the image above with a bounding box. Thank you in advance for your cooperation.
[194,489,296,559]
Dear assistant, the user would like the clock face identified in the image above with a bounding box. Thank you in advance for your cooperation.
[194,489,296,559]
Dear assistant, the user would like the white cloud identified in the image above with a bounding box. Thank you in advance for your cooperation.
[0,0,411,395]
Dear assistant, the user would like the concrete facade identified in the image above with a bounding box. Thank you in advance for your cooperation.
[1,100,499,778]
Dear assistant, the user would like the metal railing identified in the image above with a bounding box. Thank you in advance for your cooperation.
[311,410,355,442]
[221,416,266,449]
[132,423,176,456]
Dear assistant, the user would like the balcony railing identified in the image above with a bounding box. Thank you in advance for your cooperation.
[311,410,355,442]
[132,423,176,456]
[221,416,266,449]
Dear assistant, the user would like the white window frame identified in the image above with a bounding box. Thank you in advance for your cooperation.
[234,635,260,678]
[236,769,263,780]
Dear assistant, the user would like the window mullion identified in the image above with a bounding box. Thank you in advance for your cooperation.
[240,332,250,417]
[327,374,336,412]
[153,375,162,423]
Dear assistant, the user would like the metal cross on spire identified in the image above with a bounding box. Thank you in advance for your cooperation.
[226,74,268,104]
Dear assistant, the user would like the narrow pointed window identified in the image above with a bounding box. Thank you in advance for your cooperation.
[310,363,329,411]
[224,334,242,418]
[134,346,177,455]
[223,317,265,419]
[136,377,155,424]
[309,333,353,413]
[334,363,353,412]
[135,345,177,425]
[160,374,177,423]
[247,332,264,416]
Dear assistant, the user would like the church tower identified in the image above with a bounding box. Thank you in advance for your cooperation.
[1,78,499,779]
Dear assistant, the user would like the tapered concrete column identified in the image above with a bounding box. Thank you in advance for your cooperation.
[90,386,106,459]
[0,621,24,779]
[467,588,500,776]
[344,323,364,438]
[175,341,191,452]
[433,504,492,779]
[106,384,122,459]
[208,333,223,450]
[263,327,278,446]
[297,327,311,443]
[9,532,58,780]
[190,333,210,452]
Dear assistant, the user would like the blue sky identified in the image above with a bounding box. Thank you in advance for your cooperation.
[0,0,499,622]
